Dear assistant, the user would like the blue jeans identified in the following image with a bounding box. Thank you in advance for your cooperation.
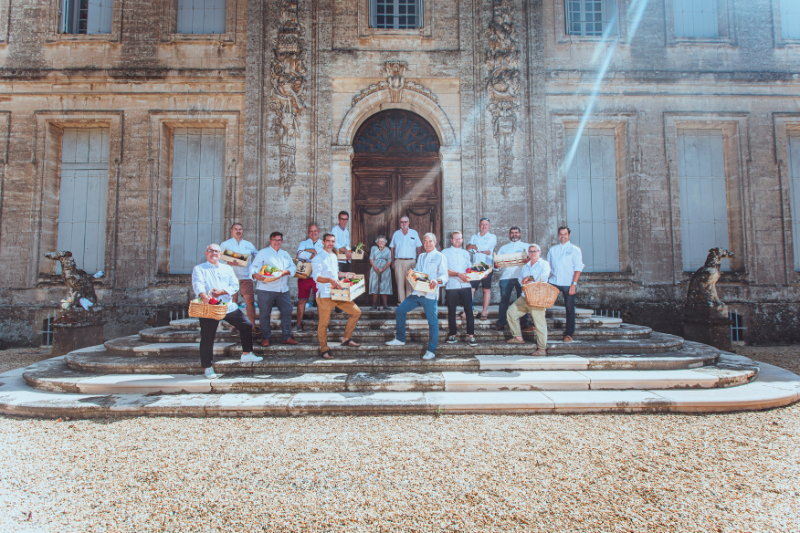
[395,294,439,354]
[498,278,528,327]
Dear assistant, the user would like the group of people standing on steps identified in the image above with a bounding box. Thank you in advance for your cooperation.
[190,213,584,379]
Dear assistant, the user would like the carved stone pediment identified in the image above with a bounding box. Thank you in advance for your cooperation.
[351,60,439,108]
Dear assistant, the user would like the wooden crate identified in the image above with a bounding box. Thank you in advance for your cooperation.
[337,251,364,260]
[219,250,249,267]
[331,275,366,301]
[294,261,313,279]
[494,251,528,269]
[406,270,436,293]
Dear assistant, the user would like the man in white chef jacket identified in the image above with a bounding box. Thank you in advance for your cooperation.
[389,215,421,303]
[441,231,476,346]
[506,244,550,356]
[546,226,584,343]
[220,223,259,336]
[295,223,324,330]
[331,210,353,273]
[466,217,497,320]
[386,233,448,361]
[494,226,530,332]
[192,244,262,380]
[250,231,298,348]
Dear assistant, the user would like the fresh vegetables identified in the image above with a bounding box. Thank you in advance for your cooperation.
[259,265,281,277]
[466,262,490,274]
[410,272,429,282]
[192,297,225,306]
[223,250,247,260]
[354,243,365,254]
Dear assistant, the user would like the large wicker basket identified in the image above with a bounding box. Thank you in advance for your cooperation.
[522,282,560,308]
[188,301,228,320]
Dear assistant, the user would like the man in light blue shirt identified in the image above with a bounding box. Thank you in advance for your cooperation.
[389,216,421,303]
[441,231,476,346]
[546,226,585,343]
[386,233,449,360]
[494,226,530,332]
[295,223,324,330]
[250,231,298,348]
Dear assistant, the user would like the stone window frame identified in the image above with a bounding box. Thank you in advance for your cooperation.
[663,0,737,47]
[771,113,800,284]
[771,0,800,48]
[0,0,10,43]
[663,113,751,282]
[551,112,637,277]
[45,0,124,42]
[159,0,237,43]
[555,0,628,44]
[148,111,241,284]
[358,0,433,40]
[31,112,123,287]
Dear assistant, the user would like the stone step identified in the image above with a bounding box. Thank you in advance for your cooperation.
[4,355,798,417]
[138,323,652,345]
[24,356,758,395]
[103,332,684,358]
[64,341,717,375]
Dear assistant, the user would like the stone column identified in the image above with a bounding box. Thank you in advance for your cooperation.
[330,146,353,226]
[440,145,463,235]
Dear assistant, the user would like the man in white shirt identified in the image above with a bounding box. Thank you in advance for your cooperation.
[191,243,262,380]
[331,210,353,273]
[389,215,421,303]
[295,223,324,330]
[506,244,551,356]
[494,226,530,332]
[250,231,298,348]
[312,233,362,359]
[466,217,497,320]
[220,223,259,337]
[386,233,449,360]
[546,226,585,343]
[441,231,476,346]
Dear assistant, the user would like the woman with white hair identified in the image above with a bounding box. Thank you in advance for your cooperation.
[369,235,392,309]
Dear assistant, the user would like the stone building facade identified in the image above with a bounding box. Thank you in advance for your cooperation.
[0,0,799,346]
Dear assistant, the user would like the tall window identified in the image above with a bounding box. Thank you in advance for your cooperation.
[565,0,617,37]
[565,129,620,272]
[57,128,109,274]
[177,0,226,34]
[673,0,719,38]
[782,0,800,39]
[787,134,800,271]
[170,128,225,274]
[60,0,113,34]
[677,130,730,271]
[370,0,422,29]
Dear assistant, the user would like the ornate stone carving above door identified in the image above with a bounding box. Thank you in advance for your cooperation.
[351,60,439,108]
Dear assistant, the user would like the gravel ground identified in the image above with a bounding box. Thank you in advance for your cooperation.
[0,346,798,533]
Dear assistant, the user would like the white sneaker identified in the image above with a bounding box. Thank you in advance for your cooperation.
[204,367,218,380]
[305,302,313,309]
[240,353,263,363]
[422,351,436,360]
[385,338,406,346]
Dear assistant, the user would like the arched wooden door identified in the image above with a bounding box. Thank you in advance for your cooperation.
[351,109,443,305]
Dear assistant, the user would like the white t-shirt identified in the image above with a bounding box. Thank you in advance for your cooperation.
[468,232,497,266]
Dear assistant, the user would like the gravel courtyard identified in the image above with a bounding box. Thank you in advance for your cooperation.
[1,346,798,533]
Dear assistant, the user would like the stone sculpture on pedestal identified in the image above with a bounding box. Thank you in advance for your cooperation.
[683,248,735,350]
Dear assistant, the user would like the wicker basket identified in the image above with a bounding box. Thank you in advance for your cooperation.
[522,282,560,308]
[188,301,228,320]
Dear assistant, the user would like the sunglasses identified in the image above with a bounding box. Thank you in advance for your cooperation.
[480,218,490,223]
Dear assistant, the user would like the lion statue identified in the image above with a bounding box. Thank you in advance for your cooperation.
[686,248,735,307]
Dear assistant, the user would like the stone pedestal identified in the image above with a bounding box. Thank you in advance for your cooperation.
[51,311,105,356]
[683,305,731,351]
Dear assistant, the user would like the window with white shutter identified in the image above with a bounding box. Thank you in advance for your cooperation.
[57,128,109,274]
[60,0,113,34]
[677,130,731,271]
[787,134,800,271]
[565,0,617,37]
[169,128,226,274]
[782,0,800,39]
[177,0,226,34]
[673,0,719,38]
[565,128,620,272]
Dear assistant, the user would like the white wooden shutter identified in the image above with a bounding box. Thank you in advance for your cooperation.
[788,135,800,271]
[674,0,718,38]
[782,0,800,39]
[177,0,226,34]
[678,129,730,271]
[565,128,620,272]
[86,0,113,34]
[170,128,225,274]
[57,128,109,274]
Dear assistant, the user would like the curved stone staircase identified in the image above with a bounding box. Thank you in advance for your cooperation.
[1,306,798,417]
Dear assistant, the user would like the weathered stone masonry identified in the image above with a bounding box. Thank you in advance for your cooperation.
[0,0,798,347]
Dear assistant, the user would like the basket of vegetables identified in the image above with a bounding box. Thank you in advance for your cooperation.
[188,297,228,320]
[331,275,366,301]
[219,250,250,267]
[465,262,491,281]
[259,264,283,280]
[406,270,436,293]
[337,243,365,261]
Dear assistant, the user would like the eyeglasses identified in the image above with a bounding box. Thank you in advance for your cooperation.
[206,249,221,253]
[530,250,540,254]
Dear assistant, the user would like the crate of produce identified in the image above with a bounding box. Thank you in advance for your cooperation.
[494,251,528,269]
[331,275,366,301]
[188,299,228,320]
[294,260,313,279]
[522,282,560,308]
[337,243,365,261]
[465,262,492,281]
[406,270,436,293]
[219,250,250,267]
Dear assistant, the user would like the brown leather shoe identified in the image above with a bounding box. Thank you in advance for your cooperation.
[494,324,505,331]
[281,338,298,345]
[522,326,536,333]
[260,338,270,347]
[563,335,573,343]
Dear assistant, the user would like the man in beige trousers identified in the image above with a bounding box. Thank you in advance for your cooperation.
[506,244,551,356]
[389,216,421,303]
